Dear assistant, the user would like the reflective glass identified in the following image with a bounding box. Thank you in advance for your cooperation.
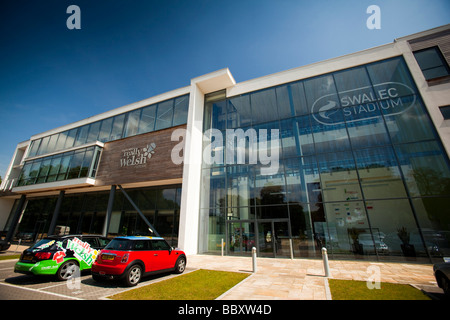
[284,156,320,203]
[317,151,362,202]
[311,108,351,153]
[110,114,125,140]
[124,109,141,138]
[250,89,278,125]
[227,95,251,128]
[173,95,189,126]
[75,125,89,146]
[64,129,78,149]
[87,121,101,142]
[365,199,428,260]
[354,147,407,199]
[227,165,254,209]
[155,100,174,131]
[98,118,113,142]
[138,105,156,134]
[395,141,450,197]
[411,197,450,259]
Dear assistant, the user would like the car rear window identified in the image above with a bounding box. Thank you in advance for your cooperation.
[31,238,58,251]
[105,239,133,251]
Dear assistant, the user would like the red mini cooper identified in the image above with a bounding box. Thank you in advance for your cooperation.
[91,236,186,286]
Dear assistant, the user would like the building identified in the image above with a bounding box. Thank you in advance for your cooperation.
[1,24,450,263]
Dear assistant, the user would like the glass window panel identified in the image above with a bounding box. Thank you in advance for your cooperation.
[79,148,94,177]
[280,116,314,158]
[209,100,227,131]
[414,47,442,69]
[28,139,41,158]
[366,199,428,260]
[87,121,101,143]
[412,197,450,260]
[383,99,436,144]
[345,113,390,148]
[98,118,113,142]
[290,81,309,116]
[311,108,351,153]
[47,134,59,154]
[323,201,371,256]
[366,57,417,92]
[334,66,372,93]
[200,167,226,210]
[64,128,78,149]
[36,159,51,183]
[354,147,407,199]
[57,153,73,181]
[138,105,156,134]
[38,136,50,156]
[254,205,289,219]
[227,95,251,129]
[254,162,286,205]
[28,161,41,184]
[275,85,294,119]
[284,156,320,203]
[46,156,62,182]
[227,165,254,209]
[395,141,450,197]
[124,109,141,138]
[250,88,278,124]
[317,151,362,202]
[18,163,32,186]
[304,74,338,111]
[75,125,89,146]
[173,95,189,126]
[423,66,450,80]
[155,100,174,131]
[55,131,68,151]
[110,114,125,140]
[67,151,85,179]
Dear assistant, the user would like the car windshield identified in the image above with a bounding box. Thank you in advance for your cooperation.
[30,238,58,251]
[105,239,133,251]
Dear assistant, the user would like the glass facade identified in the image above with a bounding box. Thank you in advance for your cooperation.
[27,94,189,158]
[9,185,182,247]
[17,145,102,186]
[199,56,450,262]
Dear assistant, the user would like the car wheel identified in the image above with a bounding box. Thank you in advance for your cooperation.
[56,260,79,281]
[174,256,186,274]
[124,264,142,287]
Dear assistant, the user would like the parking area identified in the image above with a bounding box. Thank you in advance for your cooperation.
[0,258,194,300]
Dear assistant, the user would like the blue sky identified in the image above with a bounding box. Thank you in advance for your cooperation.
[0,0,449,179]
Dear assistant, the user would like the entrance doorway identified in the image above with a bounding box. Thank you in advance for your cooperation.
[226,219,292,258]
[258,220,292,258]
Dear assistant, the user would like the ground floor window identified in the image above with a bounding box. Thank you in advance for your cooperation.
[8,185,181,247]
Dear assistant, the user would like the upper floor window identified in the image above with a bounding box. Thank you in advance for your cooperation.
[439,105,450,120]
[413,46,450,81]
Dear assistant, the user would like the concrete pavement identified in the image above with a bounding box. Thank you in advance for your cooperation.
[186,254,440,300]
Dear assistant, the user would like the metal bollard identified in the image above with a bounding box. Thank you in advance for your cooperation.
[322,247,330,277]
[252,247,257,273]
[221,238,224,256]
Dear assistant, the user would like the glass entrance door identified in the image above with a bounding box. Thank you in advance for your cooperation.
[257,220,291,258]
[227,221,256,256]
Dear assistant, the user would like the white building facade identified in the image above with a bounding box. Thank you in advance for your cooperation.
[1,25,450,263]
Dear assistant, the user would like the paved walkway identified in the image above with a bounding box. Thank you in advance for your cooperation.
[186,255,439,300]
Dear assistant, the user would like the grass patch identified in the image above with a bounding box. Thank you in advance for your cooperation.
[328,279,430,300]
[109,269,250,300]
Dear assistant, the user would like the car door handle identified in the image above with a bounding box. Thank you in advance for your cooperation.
[154,254,158,256]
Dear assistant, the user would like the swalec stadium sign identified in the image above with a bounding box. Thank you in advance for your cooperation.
[312,82,416,125]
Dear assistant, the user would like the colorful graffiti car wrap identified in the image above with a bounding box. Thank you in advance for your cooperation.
[14,236,107,278]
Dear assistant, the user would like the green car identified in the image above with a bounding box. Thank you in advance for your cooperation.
[15,235,110,280]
